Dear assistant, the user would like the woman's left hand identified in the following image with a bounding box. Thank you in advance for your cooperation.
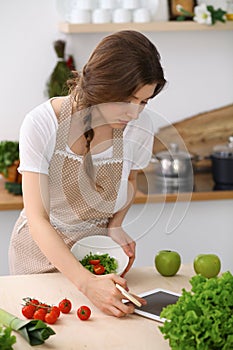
[108,227,136,277]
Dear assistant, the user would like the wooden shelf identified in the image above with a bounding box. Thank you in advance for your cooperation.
[0,187,23,210]
[1,172,233,210]
[135,171,233,204]
[58,20,233,34]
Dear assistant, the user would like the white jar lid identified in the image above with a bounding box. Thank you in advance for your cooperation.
[75,0,97,10]
[99,0,117,9]
[122,0,140,9]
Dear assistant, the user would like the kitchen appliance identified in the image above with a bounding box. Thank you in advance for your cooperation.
[211,136,233,190]
[151,143,194,193]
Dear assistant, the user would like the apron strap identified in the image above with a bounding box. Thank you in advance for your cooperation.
[112,129,123,160]
[55,96,73,149]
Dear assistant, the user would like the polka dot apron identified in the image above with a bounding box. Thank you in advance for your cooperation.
[9,96,123,274]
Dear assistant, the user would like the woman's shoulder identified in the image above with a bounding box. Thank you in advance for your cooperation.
[50,96,67,119]
[19,99,60,141]
[23,97,66,129]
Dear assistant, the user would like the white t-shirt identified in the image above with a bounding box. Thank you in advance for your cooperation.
[18,99,155,212]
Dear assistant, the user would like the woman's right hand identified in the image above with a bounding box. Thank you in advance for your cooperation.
[81,273,142,317]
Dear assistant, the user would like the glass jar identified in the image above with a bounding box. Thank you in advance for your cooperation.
[226,0,233,20]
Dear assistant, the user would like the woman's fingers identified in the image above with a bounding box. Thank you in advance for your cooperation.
[121,257,134,277]
[84,273,136,317]
[120,241,136,277]
[104,294,135,317]
[130,293,147,306]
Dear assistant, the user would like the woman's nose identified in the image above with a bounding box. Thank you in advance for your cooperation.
[126,103,140,120]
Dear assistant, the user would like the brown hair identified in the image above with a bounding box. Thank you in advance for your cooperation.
[68,30,166,185]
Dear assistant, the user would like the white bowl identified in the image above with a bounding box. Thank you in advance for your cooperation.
[71,235,129,275]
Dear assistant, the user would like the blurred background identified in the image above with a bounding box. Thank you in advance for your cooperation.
[0,0,232,140]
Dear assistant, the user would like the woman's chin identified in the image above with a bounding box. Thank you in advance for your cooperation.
[110,122,128,129]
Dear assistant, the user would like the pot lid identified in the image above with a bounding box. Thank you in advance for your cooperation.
[155,143,193,161]
[212,136,233,158]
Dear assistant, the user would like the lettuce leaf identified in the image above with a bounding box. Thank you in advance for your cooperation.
[159,272,233,349]
[0,325,16,350]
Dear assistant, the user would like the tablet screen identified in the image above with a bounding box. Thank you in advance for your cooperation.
[136,291,179,314]
[128,289,180,322]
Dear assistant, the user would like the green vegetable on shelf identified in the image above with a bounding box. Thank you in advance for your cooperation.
[0,141,19,178]
[0,308,55,346]
[159,272,233,349]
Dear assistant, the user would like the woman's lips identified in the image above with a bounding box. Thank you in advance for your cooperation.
[118,120,129,125]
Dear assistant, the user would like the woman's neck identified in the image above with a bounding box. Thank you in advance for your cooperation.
[68,116,113,156]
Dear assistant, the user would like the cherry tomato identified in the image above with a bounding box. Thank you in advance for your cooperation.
[33,308,47,321]
[44,311,58,324]
[89,259,100,265]
[22,304,36,319]
[58,298,72,314]
[93,264,105,275]
[50,306,60,318]
[77,306,91,321]
[30,298,39,306]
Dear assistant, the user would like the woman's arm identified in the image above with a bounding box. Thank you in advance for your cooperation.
[22,171,140,316]
[22,172,92,287]
[108,170,138,276]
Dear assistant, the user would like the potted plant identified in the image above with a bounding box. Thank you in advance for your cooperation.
[0,140,21,183]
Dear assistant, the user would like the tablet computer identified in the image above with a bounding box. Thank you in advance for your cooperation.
[126,288,180,322]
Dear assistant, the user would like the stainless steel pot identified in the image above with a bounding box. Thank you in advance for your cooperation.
[149,143,194,193]
[153,143,194,179]
[211,136,233,188]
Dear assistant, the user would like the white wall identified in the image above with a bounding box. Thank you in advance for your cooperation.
[0,0,233,140]
[0,210,20,275]
[1,199,233,275]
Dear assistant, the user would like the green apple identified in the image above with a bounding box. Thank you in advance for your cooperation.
[193,254,221,278]
[155,250,181,276]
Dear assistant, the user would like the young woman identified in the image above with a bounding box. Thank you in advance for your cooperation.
[9,30,166,317]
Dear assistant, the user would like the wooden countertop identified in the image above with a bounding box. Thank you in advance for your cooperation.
[0,264,194,350]
[0,171,233,211]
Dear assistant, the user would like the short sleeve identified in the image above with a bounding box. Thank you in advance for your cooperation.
[125,110,155,170]
[18,101,58,175]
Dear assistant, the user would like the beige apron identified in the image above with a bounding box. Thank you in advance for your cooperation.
[9,97,123,274]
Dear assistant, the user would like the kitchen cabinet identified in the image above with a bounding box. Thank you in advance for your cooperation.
[1,173,233,276]
[0,210,20,275]
[2,198,233,276]
[124,199,233,273]
[58,20,233,33]
[0,264,193,349]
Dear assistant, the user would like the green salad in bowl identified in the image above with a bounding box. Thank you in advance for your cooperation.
[71,236,129,275]
[79,252,118,275]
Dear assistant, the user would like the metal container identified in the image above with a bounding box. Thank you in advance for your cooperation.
[153,143,194,179]
[211,136,233,188]
[149,143,194,193]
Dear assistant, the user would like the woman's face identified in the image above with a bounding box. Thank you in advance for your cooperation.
[94,83,157,129]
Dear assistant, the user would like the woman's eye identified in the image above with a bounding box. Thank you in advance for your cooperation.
[123,100,148,105]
